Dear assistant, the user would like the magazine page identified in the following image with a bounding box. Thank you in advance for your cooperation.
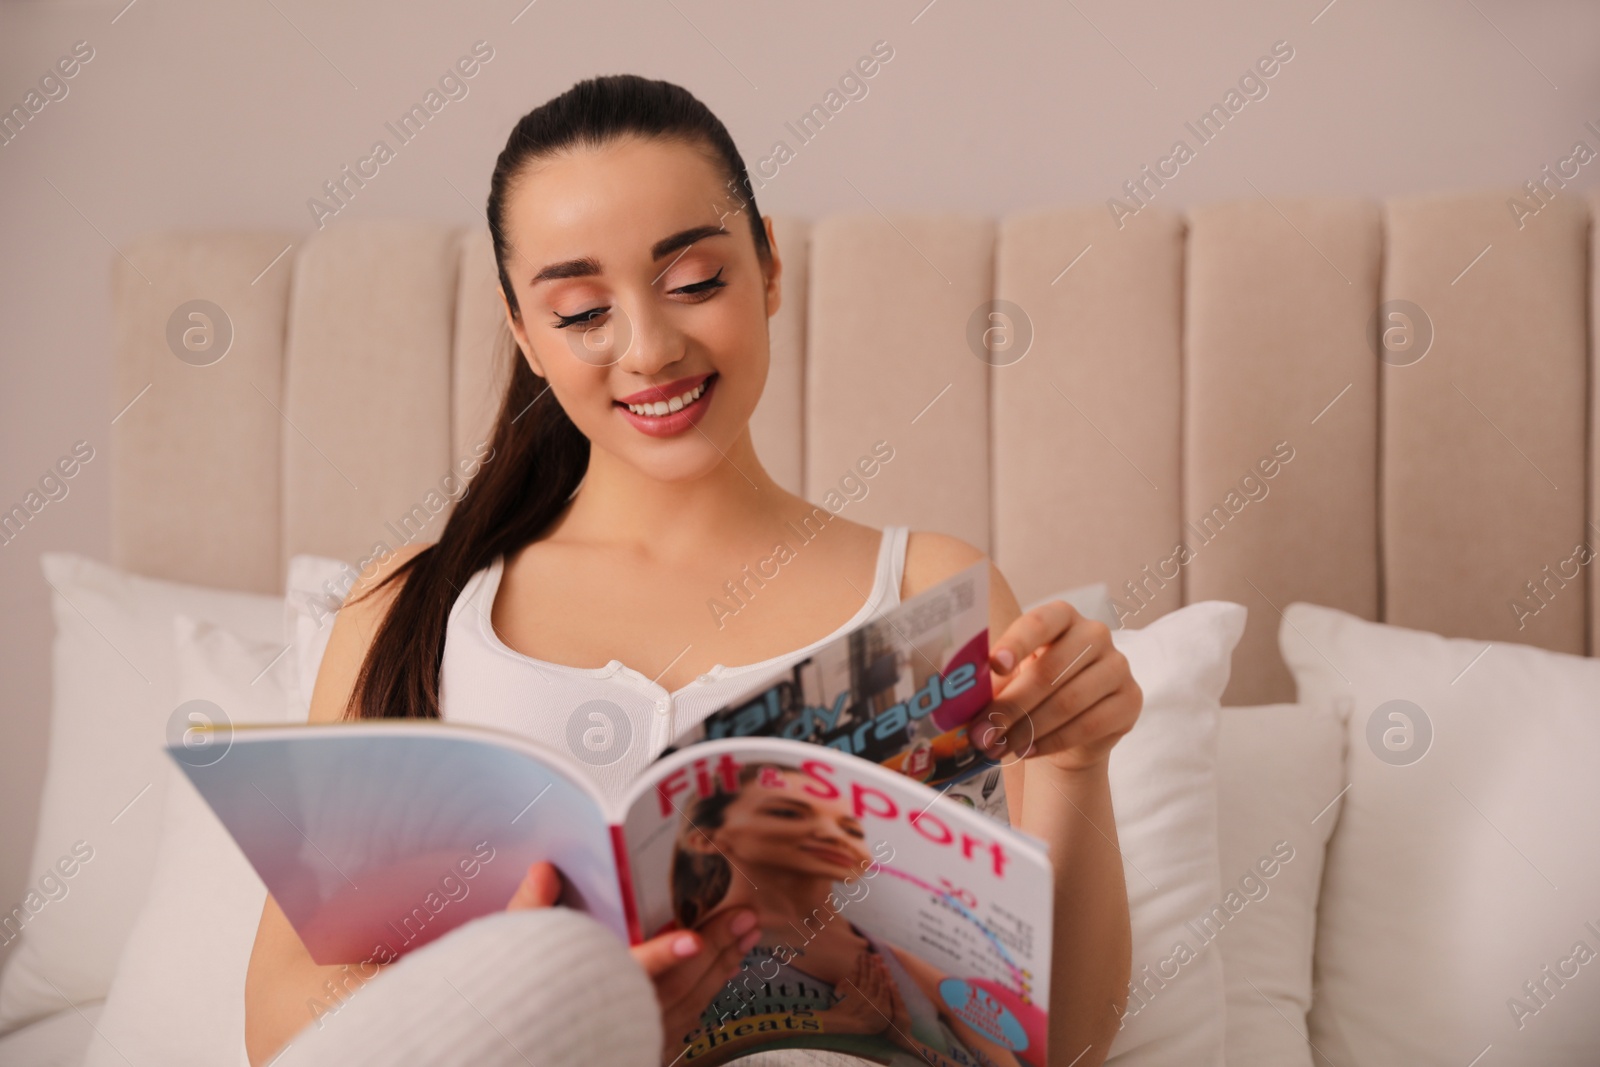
[666,558,1010,824]
[169,720,633,963]
[622,737,1052,1067]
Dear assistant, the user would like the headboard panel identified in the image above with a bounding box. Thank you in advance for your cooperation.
[112,230,295,594]
[805,215,995,552]
[110,191,1599,705]
[991,206,1184,622]
[281,222,459,569]
[1383,193,1590,654]
[1183,197,1383,704]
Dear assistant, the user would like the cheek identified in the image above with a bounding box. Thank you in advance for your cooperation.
[534,345,615,415]
[716,822,786,866]
[700,295,768,377]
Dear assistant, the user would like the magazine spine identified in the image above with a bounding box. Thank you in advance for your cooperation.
[610,823,644,945]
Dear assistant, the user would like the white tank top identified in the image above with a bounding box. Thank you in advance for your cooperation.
[439,525,911,804]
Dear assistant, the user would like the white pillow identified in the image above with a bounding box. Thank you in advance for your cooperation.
[1281,602,1600,1065]
[284,554,359,720]
[1103,599,1247,1066]
[82,616,299,1067]
[0,999,105,1066]
[1213,702,1346,1066]
[0,554,283,1033]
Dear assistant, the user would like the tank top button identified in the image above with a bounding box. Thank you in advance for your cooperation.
[655,696,670,716]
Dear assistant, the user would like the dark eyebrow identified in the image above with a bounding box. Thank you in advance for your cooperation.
[529,224,729,287]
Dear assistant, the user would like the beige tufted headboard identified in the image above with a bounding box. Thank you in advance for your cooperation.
[110,188,1600,705]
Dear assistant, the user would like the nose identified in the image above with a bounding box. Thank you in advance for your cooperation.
[812,821,856,849]
[612,292,687,379]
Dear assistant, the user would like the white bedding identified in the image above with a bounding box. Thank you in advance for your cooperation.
[0,1000,104,1066]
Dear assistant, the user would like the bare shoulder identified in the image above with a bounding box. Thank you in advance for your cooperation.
[306,542,432,724]
[901,530,982,598]
[902,531,1021,620]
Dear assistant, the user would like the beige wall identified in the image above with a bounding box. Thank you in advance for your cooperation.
[2,0,1596,972]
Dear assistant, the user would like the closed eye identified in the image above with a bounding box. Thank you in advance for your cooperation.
[550,268,728,330]
[675,266,726,296]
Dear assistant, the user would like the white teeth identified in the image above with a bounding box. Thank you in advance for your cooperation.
[626,381,707,417]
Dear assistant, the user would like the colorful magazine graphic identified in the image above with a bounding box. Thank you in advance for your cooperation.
[667,558,1010,824]
[171,729,1052,1066]
[167,553,1048,1064]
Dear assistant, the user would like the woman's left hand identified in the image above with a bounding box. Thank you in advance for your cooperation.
[976,602,1142,772]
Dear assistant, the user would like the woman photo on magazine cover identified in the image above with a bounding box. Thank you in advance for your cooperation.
[245,72,1142,1067]
[661,760,1028,1067]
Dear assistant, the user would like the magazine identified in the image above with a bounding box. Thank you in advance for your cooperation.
[169,559,1052,1065]
[175,728,1052,1066]
[666,557,1010,824]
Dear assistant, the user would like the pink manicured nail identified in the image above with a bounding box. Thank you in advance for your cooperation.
[731,909,758,935]
[993,649,1015,672]
[673,934,700,957]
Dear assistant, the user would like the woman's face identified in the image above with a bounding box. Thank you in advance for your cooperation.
[498,134,782,482]
[698,768,872,881]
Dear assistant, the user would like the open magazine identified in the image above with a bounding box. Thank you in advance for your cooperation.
[169,560,1052,1066]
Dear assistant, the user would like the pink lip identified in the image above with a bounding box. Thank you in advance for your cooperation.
[615,373,717,438]
[801,844,856,868]
[615,373,714,406]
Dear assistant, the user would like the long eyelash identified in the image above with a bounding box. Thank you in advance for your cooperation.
[549,268,726,330]
[677,267,726,294]
[552,308,603,329]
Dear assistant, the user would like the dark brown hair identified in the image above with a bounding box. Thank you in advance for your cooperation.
[671,762,795,929]
[343,74,772,721]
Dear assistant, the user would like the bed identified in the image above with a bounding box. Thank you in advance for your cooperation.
[3,186,1597,1066]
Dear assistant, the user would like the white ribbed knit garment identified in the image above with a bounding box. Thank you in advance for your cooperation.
[286,907,661,1066]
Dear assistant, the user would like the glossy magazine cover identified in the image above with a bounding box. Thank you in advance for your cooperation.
[666,558,1009,824]
[623,739,1052,1067]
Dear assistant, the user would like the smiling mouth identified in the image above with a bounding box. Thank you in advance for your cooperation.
[801,844,856,867]
[615,373,716,417]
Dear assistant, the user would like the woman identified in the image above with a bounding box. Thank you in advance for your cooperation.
[665,760,1027,1067]
[245,74,1140,1067]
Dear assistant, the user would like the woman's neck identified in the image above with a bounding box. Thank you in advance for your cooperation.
[715,865,842,935]
[553,427,811,563]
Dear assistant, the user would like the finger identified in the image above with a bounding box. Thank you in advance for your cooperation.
[989,599,1077,676]
[988,655,1125,759]
[873,955,907,1011]
[631,928,709,979]
[865,955,890,1000]
[661,919,761,1020]
[853,952,877,992]
[505,861,563,911]
[845,956,890,1016]
[1028,684,1142,759]
[981,619,1117,747]
[652,907,760,1007]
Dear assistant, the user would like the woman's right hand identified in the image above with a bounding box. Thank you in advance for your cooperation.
[630,907,762,1063]
[504,864,760,1061]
